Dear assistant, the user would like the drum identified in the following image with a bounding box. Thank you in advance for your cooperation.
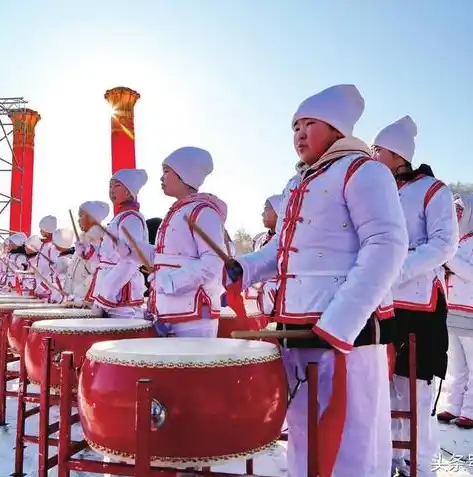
[8,307,103,357]
[0,296,41,303]
[25,318,157,391]
[78,337,287,466]
[218,301,268,338]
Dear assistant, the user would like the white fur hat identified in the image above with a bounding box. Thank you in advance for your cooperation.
[112,169,148,198]
[52,228,74,249]
[267,194,283,215]
[163,147,214,190]
[79,201,110,222]
[25,235,42,251]
[9,232,27,247]
[39,215,57,233]
[292,84,365,137]
[372,115,417,163]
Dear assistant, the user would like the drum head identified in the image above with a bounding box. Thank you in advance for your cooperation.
[13,307,103,319]
[31,318,153,334]
[87,337,281,367]
[0,303,66,311]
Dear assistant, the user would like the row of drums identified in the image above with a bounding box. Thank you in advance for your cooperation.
[0,292,288,467]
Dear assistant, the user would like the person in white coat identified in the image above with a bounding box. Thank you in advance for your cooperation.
[3,232,28,290]
[49,228,75,303]
[85,169,148,317]
[67,201,109,303]
[225,84,408,477]
[437,194,473,429]
[22,235,43,295]
[34,215,58,298]
[372,116,458,477]
[120,147,227,337]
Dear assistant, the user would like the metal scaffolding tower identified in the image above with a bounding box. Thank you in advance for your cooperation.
[0,97,28,240]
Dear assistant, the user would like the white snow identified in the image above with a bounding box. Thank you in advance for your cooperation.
[0,365,472,476]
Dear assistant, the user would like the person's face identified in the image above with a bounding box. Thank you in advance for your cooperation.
[262,201,277,229]
[293,118,339,165]
[78,209,93,232]
[372,146,405,173]
[109,179,132,204]
[160,165,184,198]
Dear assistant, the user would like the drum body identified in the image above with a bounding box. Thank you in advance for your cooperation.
[25,318,156,391]
[79,337,287,466]
[218,302,268,338]
[8,307,102,356]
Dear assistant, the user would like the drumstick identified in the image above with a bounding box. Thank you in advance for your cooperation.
[84,211,118,244]
[29,263,65,296]
[29,245,54,265]
[184,214,233,266]
[68,209,81,242]
[121,227,153,273]
[231,330,315,339]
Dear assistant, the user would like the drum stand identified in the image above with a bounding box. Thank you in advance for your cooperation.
[0,311,20,425]
[56,351,320,477]
[12,331,81,477]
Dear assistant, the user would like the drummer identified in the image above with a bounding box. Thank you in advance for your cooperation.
[22,235,42,296]
[68,200,109,303]
[49,228,75,303]
[3,232,28,291]
[85,170,148,317]
[225,85,408,477]
[34,215,59,298]
[119,147,227,337]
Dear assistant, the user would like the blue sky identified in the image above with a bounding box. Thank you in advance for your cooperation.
[0,0,472,236]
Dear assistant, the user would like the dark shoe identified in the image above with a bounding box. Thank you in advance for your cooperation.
[437,411,458,423]
[455,416,473,429]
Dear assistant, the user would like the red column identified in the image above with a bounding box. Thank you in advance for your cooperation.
[8,109,41,235]
[105,87,140,213]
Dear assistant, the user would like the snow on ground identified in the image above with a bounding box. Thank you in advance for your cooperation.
[0,365,472,476]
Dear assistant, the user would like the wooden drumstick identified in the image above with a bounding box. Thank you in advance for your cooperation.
[29,263,65,296]
[84,211,118,244]
[68,209,81,242]
[231,330,314,339]
[184,214,233,266]
[121,226,153,273]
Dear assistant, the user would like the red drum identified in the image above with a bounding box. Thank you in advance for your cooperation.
[218,302,268,338]
[79,337,287,466]
[8,307,103,357]
[25,318,156,391]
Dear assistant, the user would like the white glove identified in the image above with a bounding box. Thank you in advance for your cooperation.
[75,241,87,256]
[116,240,132,259]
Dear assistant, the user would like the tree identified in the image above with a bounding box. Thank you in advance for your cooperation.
[449,182,473,196]
[233,227,254,256]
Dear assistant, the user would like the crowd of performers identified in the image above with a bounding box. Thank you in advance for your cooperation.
[0,84,473,477]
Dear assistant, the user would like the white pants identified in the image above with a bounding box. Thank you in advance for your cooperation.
[172,319,219,338]
[444,331,473,419]
[391,375,439,476]
[283,345,392,477]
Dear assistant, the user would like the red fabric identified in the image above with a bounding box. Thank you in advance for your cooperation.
[226,280,260,331]
[111,123,137,215]
[318,352,347,477]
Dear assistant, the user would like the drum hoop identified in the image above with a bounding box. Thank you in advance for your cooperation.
[85,347,281,368]
[13,310,103,318]
[31,322,153,334]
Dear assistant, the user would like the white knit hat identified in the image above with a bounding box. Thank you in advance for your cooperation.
[53,228,74,249]
[292,84,365,137]
[79,201,110,222]
[372,116,417,163]
[9,232,27,247]
[163,147,214,190]
[112,169,148,198]
[25,235,42,251]
[267,194,283,216]
[39,215,57,233]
